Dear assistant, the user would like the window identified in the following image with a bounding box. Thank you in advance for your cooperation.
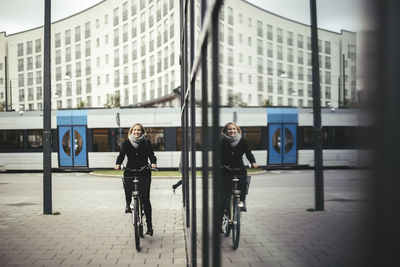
[85,40,91,57]
[36,55,42,69]
[267,42,273,58]
[65,29,71,45]
[267,24,273,40]
[332,127,356,147]
[277,28,283,43]
[35,39,41,53]
[18,43,24,57]
[55,33,61,48]
[243,127,263,150]
[287,31,293,46]
[26,41,33,55]
[325,56,331,69]
[76,62,82,77]
[299,127,328,148]
[85,59,91,75]
[257,20,263,37]
[86,77,91,93]
[18,59,24,72]
[92,129,111,152]
[146,128,165,151]
[176,128,202,150]
[72,26,80,43]
[297,34,303,49]
[75,44,81,60]
[325,41,331,54]
[85,22,91,39]
[65,47,71,62]
[114,28,119,47]
[0,130,23,150]
[228,7,233,25]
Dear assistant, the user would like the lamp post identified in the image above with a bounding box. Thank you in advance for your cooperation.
[43,0,52,214]
[309,0,324,211]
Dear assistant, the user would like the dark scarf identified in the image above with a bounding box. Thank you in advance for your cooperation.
[128,134,146,149]
[223,133,241,147]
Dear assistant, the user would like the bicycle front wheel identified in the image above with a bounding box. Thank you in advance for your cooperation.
[232,199,241,249]
[133,198,141,251]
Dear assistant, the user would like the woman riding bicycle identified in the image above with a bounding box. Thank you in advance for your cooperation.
[221,122,258,211]
[115,123,157,236]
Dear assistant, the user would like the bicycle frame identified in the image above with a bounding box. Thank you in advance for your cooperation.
[121,165,153,251]
[221,165,244,250]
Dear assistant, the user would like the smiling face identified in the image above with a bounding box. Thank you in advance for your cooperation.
[225,124,238,137]
[132,125,143,138]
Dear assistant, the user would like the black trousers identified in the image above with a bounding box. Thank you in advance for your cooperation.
[123,175,152,227]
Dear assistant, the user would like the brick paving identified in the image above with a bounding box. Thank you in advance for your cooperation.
[0,173,186,267]
[0,169,370,267]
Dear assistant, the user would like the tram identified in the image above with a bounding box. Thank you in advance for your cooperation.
[0,107,373,171]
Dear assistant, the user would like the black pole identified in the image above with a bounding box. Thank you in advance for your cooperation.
[189,0,197,266]
[211,2,222,266]
[310,0,324,211]
[342,54,346,106]
[200,0,209,265]
[43,0,52,214]
[9,80,12,110]
[4,56,8,111]
[338,77,341,107]
[179,0,185,207]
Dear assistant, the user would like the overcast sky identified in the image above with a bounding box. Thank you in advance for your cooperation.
[0,0,365,35]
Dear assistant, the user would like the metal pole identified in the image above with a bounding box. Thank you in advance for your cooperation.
[310,0,324,211]
[4,56,8,111]
[338,77,341,107]
[211,1,222,265]
[189,0,197,266]
[9,80,12,110]
[200,0,209,265]
[342,54,346,106]
[43,0,52,214]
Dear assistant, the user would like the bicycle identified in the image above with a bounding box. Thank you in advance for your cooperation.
[221,165,250,250]
[121,164,157,251]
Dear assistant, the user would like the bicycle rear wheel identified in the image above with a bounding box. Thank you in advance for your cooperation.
[232,199,241,249]
[133,198,141,251]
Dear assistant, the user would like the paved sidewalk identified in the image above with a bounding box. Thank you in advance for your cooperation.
[0,173,186,267]
[218,169,371,267]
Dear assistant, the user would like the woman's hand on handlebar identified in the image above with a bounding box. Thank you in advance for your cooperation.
[114,164,120,170]
[151,163,157,169]
[251,163,259,168]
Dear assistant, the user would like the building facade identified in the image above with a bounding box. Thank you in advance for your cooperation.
[0,0,357,111]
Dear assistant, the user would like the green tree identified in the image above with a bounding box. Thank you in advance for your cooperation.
[0,101,5,112]
[77,100,86,109]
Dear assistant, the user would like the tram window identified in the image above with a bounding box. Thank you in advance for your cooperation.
[146,127,165,151]
[242,127,262,150]
[332,127,355,147]
[299,127,328,148]
[28,130,43,149]
[93,129,111,152]
[0,130,23,150]
[176,127,203,151]
[116,128,129,151]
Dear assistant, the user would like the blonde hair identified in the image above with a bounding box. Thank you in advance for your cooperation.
[221,122,242,135]
[128,123,146,136]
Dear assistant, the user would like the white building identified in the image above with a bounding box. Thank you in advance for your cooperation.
[0,0,357,111]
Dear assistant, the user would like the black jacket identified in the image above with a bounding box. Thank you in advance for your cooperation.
[116,139,157,176]
[221,137,256,169]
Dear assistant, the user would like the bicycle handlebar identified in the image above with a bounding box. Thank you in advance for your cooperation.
[221,164,251,171]
[120,164,158,172]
